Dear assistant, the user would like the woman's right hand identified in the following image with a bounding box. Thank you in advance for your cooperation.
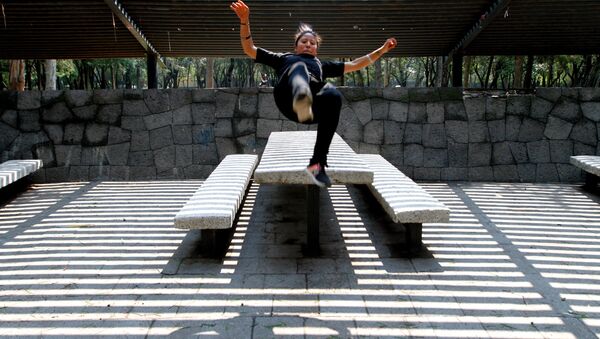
[230,0,250,23]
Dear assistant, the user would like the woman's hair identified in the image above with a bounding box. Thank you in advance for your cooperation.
[294,23,322,47]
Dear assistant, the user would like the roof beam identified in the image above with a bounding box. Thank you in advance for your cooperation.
[445,0,511,62]
[103,0,162,61]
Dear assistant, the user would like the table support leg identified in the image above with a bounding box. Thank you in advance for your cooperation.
[585,173,599,189]
[306,185,320,256]
[404,223,423,254]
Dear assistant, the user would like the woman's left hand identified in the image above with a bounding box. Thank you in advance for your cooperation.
[382,38,397,53]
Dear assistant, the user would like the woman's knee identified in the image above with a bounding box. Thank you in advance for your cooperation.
[318,86,342,109]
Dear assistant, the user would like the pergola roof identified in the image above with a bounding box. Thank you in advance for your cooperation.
[0,0,599,60]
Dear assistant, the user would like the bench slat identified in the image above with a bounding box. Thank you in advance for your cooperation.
[174,154,258,230]
[254,131,373,185]
[360,154,449,224]
[0,159,43,188]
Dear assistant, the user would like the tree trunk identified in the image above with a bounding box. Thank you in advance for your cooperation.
[25,61,33,90]
[524,55,534,89]
[484,56,494,89]
[435,56,443,87]
[9,60,25,91]
[0,61,5,90]
[374,59,382,87]
[513,56,523,89]
[463,56,472,87]
[44,60,57,90]
[206,57,214,88]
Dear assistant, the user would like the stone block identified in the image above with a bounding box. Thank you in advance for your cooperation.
[382,87,409,101]
[215,91,237,118]
[191,102,216,124]
[45,167,69,182]
[129,166,156,180]
[233,118,256,136]
[123,100,150,116]
[414,167,441,181]
[47,148,73,170]
[89,166,110,181]
[93,89,123,104]
[536,88,561,102]
[408,102,427,122]
[409,88,439,102]
[172,104,192,124]
[18,91,41,110]
[107,142,130,165]
[149,126,173,149]
[469,121,489,143]
[371,98,389,120]
[175,145,193,167]
[530,97,553,121]
[44,124,63,145]
[423,148,447,167]
[63,123,85,144]
[580,88,600,101]
[281,120,298,132]
[41,90,63,106]
[469,166,494,181]
[72,105,97,120]
[562,88,580,100]
[32,143,55,167]
[81,146,109,165]
[214,118,233,137]
[65,90,92,107]
[488,119,506,142]
[403,144,423,166]
[0,92,17,110]
[123,89,143,100]
[128,151,154,166]
[549,140,573,163]
[18,110,41,132]
[216,137,237,160]
[258,92,279,119]
[441,167,468,181]
[351,99,372,125]
[193,143,219,165]
[507,95,531,116]
[192,89,216,103]
[550,99,580,122]
[107,126,131,145]
[486,96,506,120]
[445,120,468,143]
[438,87,463,101]
[557,163,582,182]
[527,140,550,163]
[492,142,514,165]
[173,125,192,145]
[68,166,89,181]
[144,89,170,114]
[144,111,172,130]
[168,88,192,109]
[84,123,109,146]
[536,163,559,182]
[570,120,597,146]
[448,142,468,167]
[389,101,408,122]
[506,115,522,141]
[337,106,362,142]
[544,116,572,140]
[184,164,215,179]
[427,102,445,123]
[42,102,73,123]
[464,96,486,121]
[422,123,446,148]
[130,131,150,151]
[237,93,258,117]
[257,119,282,139]
[493,165,520,181]
[469,143,491,166]
[154,145,176,168]
[2,109,17,128]
[237,134,258,154]
[518,118,545,142]
[517,164,537,182]
[574,142,595,155]
[358,142,380,154]
[380,144,403,166]
[109,166,129,180]
[193,124,215,144]
[96,104,121,125]
[445,101,467,120]
[364,120,384,144]
[582,102,600,122]
[384,120,404,144]
[403,123,422,144]
[342,87,379,101]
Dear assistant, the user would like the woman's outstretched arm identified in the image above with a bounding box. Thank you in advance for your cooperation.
[230,0,257,59]
[344,38,397,74]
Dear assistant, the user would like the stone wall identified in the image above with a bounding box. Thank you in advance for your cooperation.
[1,87,599,183]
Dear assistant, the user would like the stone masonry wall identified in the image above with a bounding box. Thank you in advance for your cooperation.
[1,87,599,183]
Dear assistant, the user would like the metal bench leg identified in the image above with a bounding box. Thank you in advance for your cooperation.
[200,229,231,258]
[306,185,320,256]
[404,223,423,254]
[585,173,599,189]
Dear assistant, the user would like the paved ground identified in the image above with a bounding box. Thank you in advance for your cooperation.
[0,180,599,338]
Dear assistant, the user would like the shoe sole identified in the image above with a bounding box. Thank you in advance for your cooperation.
[304,168,327,188]
[293,92,313,123]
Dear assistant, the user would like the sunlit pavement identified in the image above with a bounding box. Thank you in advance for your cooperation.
[1,181,599,338]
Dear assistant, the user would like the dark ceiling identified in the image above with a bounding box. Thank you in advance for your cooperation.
[0,0,599,60]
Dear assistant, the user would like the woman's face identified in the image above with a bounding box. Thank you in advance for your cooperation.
[295,33,318,56]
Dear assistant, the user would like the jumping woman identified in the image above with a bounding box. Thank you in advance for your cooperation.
[230,0,397,187]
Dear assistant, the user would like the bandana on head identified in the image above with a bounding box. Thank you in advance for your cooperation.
[295,30,317,46]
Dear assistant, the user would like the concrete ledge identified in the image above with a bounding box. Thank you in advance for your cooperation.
[570,155,600,177]
[174,154,258,230]
[254,131,373,185]
[0,159,43,189]
[361,154,450,224]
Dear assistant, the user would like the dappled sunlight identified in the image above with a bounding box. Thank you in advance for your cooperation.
[0,181,596,337]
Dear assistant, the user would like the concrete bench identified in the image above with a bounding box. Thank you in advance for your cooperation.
[0,159,43,189]
[174,154,258,256]
[254,131,373,255]
[360,154,450,254]
[570,155,600,188]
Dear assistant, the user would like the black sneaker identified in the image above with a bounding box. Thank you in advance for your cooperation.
[305,163,331,187]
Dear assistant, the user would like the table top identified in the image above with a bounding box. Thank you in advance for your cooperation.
[254,131,373,185]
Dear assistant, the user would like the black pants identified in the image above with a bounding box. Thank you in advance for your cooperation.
[273,62,342,167]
